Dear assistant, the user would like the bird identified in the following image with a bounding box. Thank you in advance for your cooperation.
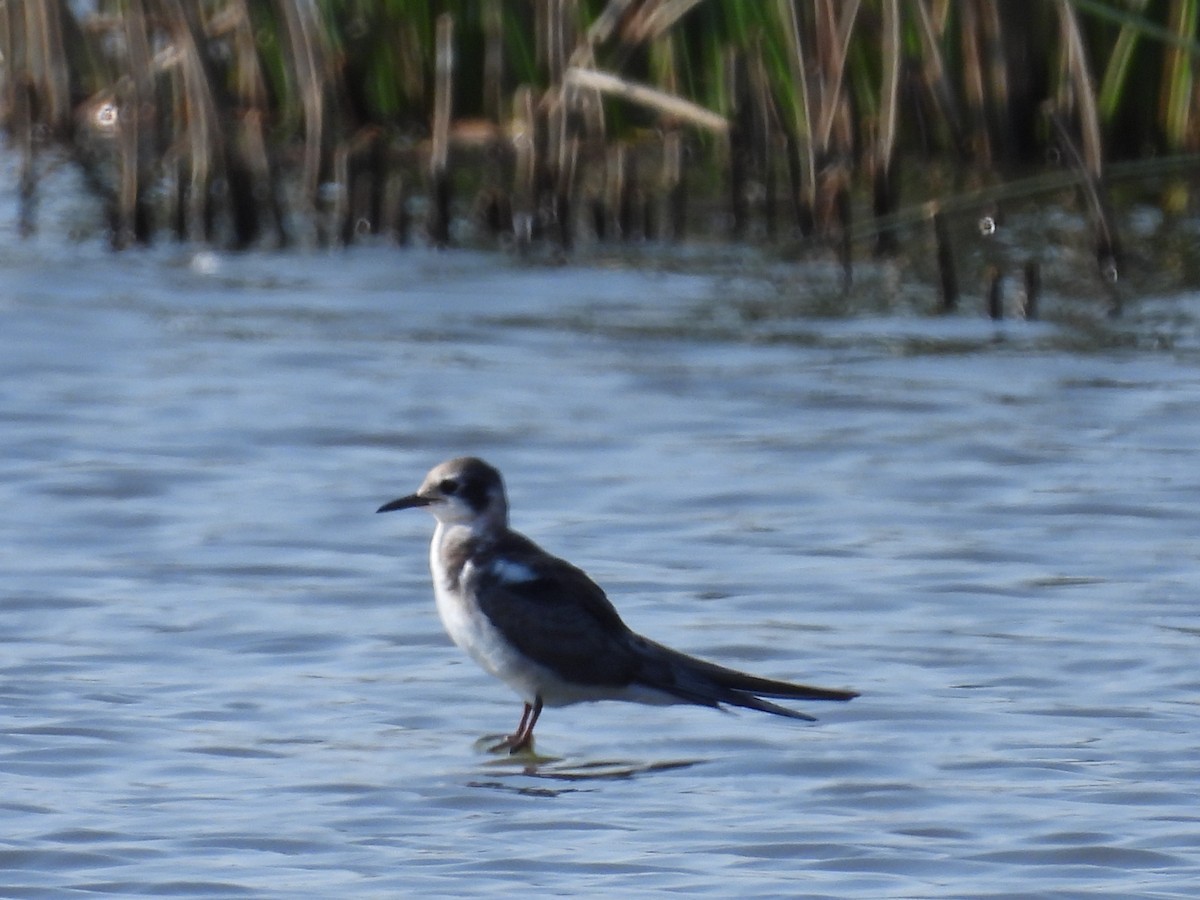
[377,456,858,753]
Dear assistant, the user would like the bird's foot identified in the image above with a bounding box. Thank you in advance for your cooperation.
[487,732,534,755]
[483,698,541,755]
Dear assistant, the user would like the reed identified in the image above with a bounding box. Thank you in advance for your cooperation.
[1,0,1197,286]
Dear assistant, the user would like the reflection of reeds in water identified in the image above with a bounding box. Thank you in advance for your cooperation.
[2,2,1197,282]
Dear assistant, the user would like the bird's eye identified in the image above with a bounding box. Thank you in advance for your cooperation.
[438,478,459,495]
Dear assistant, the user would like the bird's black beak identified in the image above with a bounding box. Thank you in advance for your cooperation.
[376,493,434,513]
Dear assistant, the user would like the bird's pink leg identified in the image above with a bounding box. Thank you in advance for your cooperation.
[488,697,543,753]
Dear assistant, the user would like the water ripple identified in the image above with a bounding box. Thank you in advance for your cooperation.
[2,246,1199,896]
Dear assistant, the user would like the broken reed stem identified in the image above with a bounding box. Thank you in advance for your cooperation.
[564,67,728,134]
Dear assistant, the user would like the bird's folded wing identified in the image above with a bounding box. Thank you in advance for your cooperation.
[472,554,641,687]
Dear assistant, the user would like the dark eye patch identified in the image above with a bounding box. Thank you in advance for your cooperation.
[458,477,491,512]
[439,478,459,495]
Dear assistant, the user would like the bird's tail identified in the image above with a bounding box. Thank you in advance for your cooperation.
[631,637,858,721]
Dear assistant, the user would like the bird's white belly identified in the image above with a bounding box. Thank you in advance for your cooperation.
[430,533,549,705]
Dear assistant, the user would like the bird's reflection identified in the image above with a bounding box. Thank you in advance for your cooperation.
[467,742,702,796]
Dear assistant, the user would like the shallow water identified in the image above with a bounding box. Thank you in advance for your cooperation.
[2,233,1199,897]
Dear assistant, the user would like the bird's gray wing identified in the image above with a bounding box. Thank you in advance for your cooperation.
[471,536,642,687]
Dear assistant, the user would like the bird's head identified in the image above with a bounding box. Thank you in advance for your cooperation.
[377,456,508,529]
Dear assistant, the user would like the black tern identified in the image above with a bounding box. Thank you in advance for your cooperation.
[378,456,857,752]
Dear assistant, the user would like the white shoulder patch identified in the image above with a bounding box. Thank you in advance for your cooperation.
[490,558,538,584]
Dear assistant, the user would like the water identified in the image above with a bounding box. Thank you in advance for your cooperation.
[2,233,1199,898]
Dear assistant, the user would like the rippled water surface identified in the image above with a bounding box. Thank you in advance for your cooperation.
[2,235,1199,898]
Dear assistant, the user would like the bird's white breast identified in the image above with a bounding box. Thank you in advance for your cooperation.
[429,523,549,704]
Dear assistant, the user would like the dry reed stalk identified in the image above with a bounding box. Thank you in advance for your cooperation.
[332,128,381,245]
[978,0,1011,159]
[959,1,991,165]
[331,140,350,245]
[113,81,141,248]
[20,0,72,137]
[617,0,705,43]
[542,0,582,249]
[930,202,958,312]
[429,13,454,246]
[111,0,154,247]
[1055,0,1122,285]
[160,0,225,243]
[726,48,749,240]
[6,0,75,237]
[834,173,852,290]
[1161,0,1197,150]
[746,38,776,237]
[549,99,577,249]
[382,165,411,246]
[910,0,965,155]
[609,141,632,239]
[12,80,36,238]
[812,0,859,157]
[986,265,1003,319]
[875,0,902,253]
[223,1,275,247]
[810,0,859,249]
[662,128,685,241]
[1022,260,1041,320]
[929,0,950,31]
[511,85,537,250]
[579,0,634,48]
[0,11,12,131]
[563,67,728,133]
[279,2,330,233]
[237,109,281,245]
[776,0,816,232]
[1057,1,1103,179]
[549,0,574,84]
[483,0,504,123]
